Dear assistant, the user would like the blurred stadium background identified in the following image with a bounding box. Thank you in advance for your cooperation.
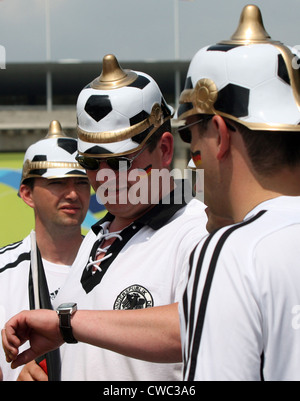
[0,0,217,246]
[0,61,190,247]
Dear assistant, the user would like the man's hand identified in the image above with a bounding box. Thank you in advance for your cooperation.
[1,309,64,369]
[17,360,48,381]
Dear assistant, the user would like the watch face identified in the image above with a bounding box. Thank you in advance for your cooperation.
[61,303,76,309]
[58,303,77,312]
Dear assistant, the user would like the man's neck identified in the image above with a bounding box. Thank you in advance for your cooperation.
[231,166,300,223]
[108,177,176,232]
[109,205,156,232]
[35,226,83,266]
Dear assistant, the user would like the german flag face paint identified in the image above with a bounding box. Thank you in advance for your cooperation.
[144,165,152,176]
[191,151,202,168]
[137,164,152,178]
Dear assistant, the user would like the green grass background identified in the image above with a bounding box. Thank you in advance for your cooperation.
[0,153,35,246]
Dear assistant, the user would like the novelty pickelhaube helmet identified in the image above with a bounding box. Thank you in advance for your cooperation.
[76,54,174,157]
[20,120,87,185]
[177,4,300,136]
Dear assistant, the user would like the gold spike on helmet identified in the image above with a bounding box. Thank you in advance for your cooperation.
[20,120,86,186]
[178,4,300,132]
[90,54,138,91]
[76,54,174,158]
[44,120,67,139]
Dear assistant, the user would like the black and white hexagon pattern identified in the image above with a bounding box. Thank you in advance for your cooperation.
[77,72,164,134]
[182,43,300,126]
[77,71,173,155]
[24,137,85,179]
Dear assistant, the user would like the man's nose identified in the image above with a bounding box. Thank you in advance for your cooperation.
[65,184,79,200]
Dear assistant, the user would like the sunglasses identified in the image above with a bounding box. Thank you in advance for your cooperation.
[76,144,150,172]
[178,116,236,143]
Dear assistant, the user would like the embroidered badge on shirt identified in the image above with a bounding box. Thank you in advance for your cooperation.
[114,284,154,310]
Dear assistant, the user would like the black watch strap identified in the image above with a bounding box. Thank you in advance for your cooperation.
[59,313,78,344]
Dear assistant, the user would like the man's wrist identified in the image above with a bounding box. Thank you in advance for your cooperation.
[56,303,78,344]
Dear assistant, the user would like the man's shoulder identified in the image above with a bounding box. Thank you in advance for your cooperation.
[202,207,300,261]
[184,198,206,214]
[172,199,207,228]
[173,199,206,219]
[0,235,31,270]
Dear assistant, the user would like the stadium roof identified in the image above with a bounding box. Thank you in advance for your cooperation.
[0,60,189,108]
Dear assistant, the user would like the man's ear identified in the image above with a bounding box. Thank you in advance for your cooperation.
[159,132,174,168]
[19,184,35,209]
[212,116,231,161]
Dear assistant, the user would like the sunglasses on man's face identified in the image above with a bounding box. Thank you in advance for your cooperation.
[76,144,150,172]
[177,116,213,144]
[177,116,236,144]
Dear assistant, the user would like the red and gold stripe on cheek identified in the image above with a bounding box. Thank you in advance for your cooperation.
[144,165,153,176]
[191,151,202,168]
[137,164,153,178]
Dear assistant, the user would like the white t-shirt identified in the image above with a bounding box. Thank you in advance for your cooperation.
[53,198,208,381]
[180,196,300,381]
[42,259,71,301]
[0,236,71,381]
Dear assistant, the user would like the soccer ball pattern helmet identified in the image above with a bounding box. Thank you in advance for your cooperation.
[77,54,174,157]
[21,120,86,185]
[178,5,300,133]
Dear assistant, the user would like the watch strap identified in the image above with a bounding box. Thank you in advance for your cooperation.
[59,312,78,344]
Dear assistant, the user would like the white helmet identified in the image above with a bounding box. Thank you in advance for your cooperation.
[178,5,300,134]
[76,54,174,157]
[21,120,86,185]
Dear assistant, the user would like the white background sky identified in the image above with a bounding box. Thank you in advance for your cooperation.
[0,0,299,63]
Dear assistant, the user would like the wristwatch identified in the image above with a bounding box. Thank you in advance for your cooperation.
[56,303,78,344]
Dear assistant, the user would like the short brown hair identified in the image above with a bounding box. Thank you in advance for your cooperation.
[235,122,300,176]
[147,120,172,153]
[21,178,35,189]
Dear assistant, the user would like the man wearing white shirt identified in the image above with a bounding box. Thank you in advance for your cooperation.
[177,5,300,381]
[51,55,208,381]
[0,121,90,381]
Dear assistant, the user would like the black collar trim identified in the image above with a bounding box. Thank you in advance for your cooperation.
[91,179,192,234]
[81,180,193,294]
